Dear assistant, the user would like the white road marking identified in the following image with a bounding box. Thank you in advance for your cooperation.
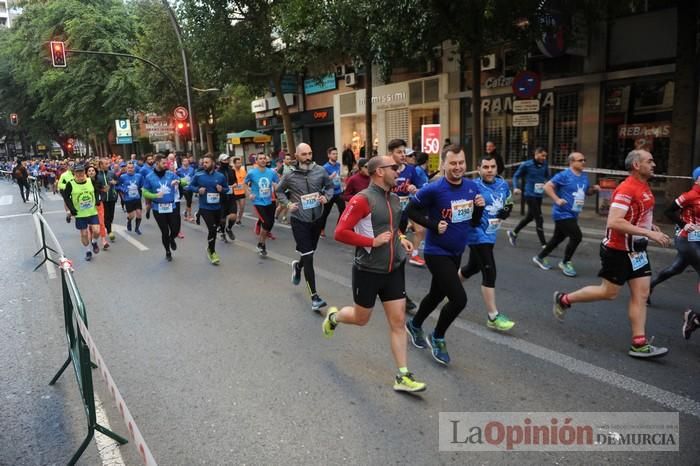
[32,214,57,280]
[94,392,126,466]
[0,209,65,220]
[111,224,149,251]
[0,195,12,205]
[232,237,700,419]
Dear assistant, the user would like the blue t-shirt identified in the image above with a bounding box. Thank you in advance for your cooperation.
[118,173,144,202]
[188,170,231,210]
[245,168,279,206]
[415,166,429,187]
[323,161,343,195]
[466,176,511,245]
[140,164,154,178]
[176,166,195,183]
[512,159,550,198]
[412,177,481,256]
[393,163,425,212]
[144,171,179,213]
[550,168,590,221]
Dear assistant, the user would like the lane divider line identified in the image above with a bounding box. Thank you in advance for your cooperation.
[111,224,149,251]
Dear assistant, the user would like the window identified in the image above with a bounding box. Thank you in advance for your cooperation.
[553,92,579,165]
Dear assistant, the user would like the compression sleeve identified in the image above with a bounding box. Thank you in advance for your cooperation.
[334,194,374,248]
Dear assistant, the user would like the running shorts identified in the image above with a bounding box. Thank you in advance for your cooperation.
[352,262,406,308]
[125,200,142,213]
[75,215,99,230]
[291,217,323,255]
[598,244,652,286]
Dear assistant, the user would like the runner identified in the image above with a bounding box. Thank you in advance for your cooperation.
[532,152,599,276]
[96,157,119,243]
[117,162,145,234]
[176,156,196,222]
[12,160,30,203]
[245,152,279,257]
[188,153,231,265]
[142,154,186,261]
[458,155,516,332]
[508,147,550,247]
[140,153,155,219]
[276,142,334,312]
[649,166,700,301]
[216,154,237,242]
[57,163,75,223]
[319,147,346,238]
[553,150,672,358]
[404,144,485,365]
[275,153,295,224]
[323,155,426,393]
[87,165,109,250]
[232,156,247,225]
[61,164,101,261]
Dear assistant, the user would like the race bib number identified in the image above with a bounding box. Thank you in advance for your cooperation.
[486,218,502,233]
[78,195,94,211]
[451,199,473,223]
[572,199,585,213]
[158,202,173,214]
[688,230,700,242]
[628,251,649,271]
[534,183,545,194]
[333,177,341,187]
[399,196,410,212]
[206,192,220,204]
[128,187,139,198]
[300,192,320,210]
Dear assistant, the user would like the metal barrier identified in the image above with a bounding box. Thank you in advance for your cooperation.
[32,211,157,465]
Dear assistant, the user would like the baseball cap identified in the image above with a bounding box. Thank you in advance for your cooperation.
[217,153,230,163]
[73,163,86,172]
[405,148,415,156]
[693,166,700,182]
[357,158,368,168]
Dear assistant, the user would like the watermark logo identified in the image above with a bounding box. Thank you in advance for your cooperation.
[439,412,679,452]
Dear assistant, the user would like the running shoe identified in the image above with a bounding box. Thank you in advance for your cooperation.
[409,255,426,267]
[487,313,515,332]
[170,238,177,251]
[220,231,229,243]
[682,309,698,340]
[532,255,552,270]
[552,291,569,322]
[406,319,428,349]
[85,251,92,261]
[166,251,172,262]
[320,229,326,239]
[322,306,338,338]
[291,260,301,286]
[558,261,577,277]
[102,242,110,251]
[207,250,220,265]
[226,228,235,241]
[406,296,417,313]
[628,337,668,359]
[507,230,517,246]
[429,334,450,365]
[135,228,142,235]
[258,244,267,257]
[91,242,99,254]
[393,372,426,393]
[311,295,327,312]
[127,220,132,231]
[108,232,116,241]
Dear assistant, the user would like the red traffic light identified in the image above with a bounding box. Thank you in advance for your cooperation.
[177,122,185,130]
[50,41,66,68]
[9,113,18,126]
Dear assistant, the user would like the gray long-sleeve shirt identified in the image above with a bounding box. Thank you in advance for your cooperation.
[275,163,334,223]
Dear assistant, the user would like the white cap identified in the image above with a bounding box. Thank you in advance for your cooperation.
[217,153,230,163]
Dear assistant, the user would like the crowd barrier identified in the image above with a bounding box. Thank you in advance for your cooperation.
[32,210,157,465]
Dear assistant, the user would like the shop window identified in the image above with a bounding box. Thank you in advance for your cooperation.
[339,93,356,115]
[410,108,440,150]
[601,79,673,173]
[553,92,579,165]
[386,109,409,146]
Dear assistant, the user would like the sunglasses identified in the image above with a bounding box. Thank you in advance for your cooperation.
[379,164,400,171]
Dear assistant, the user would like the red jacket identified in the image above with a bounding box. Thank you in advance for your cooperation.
[342,172,370,202]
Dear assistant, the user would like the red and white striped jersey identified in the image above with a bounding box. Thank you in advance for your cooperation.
[603,176,655,252]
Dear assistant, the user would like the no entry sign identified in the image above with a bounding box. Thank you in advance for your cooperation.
[512,71,541,99]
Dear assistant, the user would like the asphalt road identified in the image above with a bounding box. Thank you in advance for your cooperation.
[1,180,698,465]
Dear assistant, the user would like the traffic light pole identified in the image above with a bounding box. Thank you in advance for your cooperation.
[161,0,197,159]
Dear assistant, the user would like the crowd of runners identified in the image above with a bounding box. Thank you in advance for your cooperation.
[5,140,699,393]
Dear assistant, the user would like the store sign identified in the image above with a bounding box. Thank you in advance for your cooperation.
[617,122,671,138]
[304,74,337,95]
[484,76,514,89]
[252,99,268,113]
[359,92,407,107]
[512,99,540,113]
[512,114,540,127]
[313,111,329,121]
[480,91,554,113]
[421,124,441,173]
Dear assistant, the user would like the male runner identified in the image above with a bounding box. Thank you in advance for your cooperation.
[188,153,231,265]
[245,153,279,257]
[232,156,247,225]
[140,153,155,219]
[62,164,101,261]
[553,150,672,358]
[323,156,426,393]
[176,156,196,222]
[117,162,145,234]
[532,152,599,276]
[217,154,237,242]
[276,142,334,312]
[405,144,485,365]
[319,146,346,238]
[508,147,550,247]
[143,154,185,261]
[58,162,75,223]
[458,155,515,332]
[96,157,118,242]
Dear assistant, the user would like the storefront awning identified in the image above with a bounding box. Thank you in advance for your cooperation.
[226,130,272,145]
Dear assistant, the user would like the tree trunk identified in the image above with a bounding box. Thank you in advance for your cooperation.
[206,122,215,155]
[273,72,295,152]
[365,59,374,158]
[470,45,482,170]
[666,0,698,203]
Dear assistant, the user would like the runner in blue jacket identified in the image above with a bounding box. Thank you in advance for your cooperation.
[508,147,550,247]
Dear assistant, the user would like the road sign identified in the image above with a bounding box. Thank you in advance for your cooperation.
[173,106,188,120]
[512,100,540,113]
[512,71,541,99]
[512,114,540,127]
[115,119,133,144]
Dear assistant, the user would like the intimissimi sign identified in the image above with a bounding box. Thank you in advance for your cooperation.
[479,91,554,113]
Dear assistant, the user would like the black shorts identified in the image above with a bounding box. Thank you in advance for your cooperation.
[291,217,323,255]
[352,262,406,308]
[221,198,238,217]
[233,193,246,200]
[125,200,142,213]
[598,244,652,286]
[253,204,276,232]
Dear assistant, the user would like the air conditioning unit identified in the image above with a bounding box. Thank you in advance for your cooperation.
[335,65,346,77]
[345,72,357,87]
[481,54,497,71]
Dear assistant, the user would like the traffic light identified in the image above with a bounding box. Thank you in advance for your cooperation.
[176,121,190,138]
[9,113,18,126]
[50,41,66,68]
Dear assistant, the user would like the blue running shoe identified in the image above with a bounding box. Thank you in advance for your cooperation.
[429,333,450,365]
[406,319,428,349]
